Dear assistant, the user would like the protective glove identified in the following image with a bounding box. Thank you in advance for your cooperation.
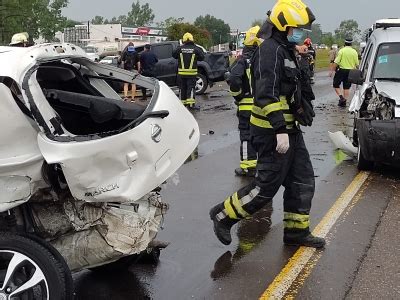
[293,97,315,127]
[276,133,290,154]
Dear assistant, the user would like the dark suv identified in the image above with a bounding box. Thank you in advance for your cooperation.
[135,41,229,94]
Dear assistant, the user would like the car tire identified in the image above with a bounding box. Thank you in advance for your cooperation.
[195,73,208,95]
[357,145,374,171]
[0,232,70,300]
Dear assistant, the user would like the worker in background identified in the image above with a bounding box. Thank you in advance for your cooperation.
[328,46,338,74]
[303,38,316,83]
[331,37,359,107]
[9,32,30,47]
[209,0,325,249]
[121,42,140,101]
[139,44,159,101]
[227,26,261,177]
[172,33,205,109]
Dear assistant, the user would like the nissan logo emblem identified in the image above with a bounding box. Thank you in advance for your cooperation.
[151,124,162,143]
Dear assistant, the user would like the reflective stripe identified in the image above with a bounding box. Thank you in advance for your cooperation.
[179,53,197,76]
[230,89,242,97]
[239,105,253,111]
[224,197,239,219]
[284,58,297,69]
[246,67,253,94]
[232,193,250,218]
[179,69,197,76]
[252,98,290,117]
[243,141,248,160]
[182,99,196,107]
[238,97,253,111]
[240,186,261,206]
[240,160,257,169]
[283,212,310,229]
[240,98,254,105]
[189,54,195,70]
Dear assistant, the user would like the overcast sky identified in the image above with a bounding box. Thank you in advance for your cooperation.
[63,0,400,32]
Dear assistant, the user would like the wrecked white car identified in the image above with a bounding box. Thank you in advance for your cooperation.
[349,21,400,170]
[0,43,199,299]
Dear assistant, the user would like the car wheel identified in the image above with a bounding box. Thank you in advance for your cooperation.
[0,232,70,300]
[195,73,208,95]
[357,145,374,171]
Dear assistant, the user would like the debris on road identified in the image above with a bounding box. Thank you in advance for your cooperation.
[328,131,358,156]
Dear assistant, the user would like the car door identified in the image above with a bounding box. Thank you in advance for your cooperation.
[152,44,177,86]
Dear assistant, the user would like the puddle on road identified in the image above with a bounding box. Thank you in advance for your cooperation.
[210,204,273,280]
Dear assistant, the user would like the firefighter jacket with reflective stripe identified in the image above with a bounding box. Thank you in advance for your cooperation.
[173,42,205,77]
[229,46,257,115]
[250,30,301,135]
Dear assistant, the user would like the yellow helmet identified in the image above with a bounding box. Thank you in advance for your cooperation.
[183,32,194,42]
[10,32,29,46]
[244,26,262,46]
[269,0,315,32]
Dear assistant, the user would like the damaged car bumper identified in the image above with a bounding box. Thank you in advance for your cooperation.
[357,118,400,164]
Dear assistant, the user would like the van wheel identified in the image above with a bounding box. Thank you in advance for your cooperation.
[195,73,208,95]
[357,146,374,171]
[0,232,70,300]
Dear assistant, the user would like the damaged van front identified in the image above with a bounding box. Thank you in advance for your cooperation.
[0,43,199,299]
[350,26,400,170]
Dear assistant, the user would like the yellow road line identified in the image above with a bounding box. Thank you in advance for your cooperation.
[260,171,370,300]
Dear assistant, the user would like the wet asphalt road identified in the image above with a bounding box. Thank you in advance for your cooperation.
[73,72,400,299]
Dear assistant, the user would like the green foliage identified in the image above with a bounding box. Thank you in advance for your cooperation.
[321,32,335,46]
[194,14,230,46]
[65,19,82,28]
[167,22,212,49]
[0,0,69,44]
[308,23,323,44]
[334,19,361,44]
[126,0,155,26]
[91,16,105,25]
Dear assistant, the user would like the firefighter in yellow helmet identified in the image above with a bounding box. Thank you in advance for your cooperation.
[9,32,29,47]
[172,33,205,109]
[210,0,326,249]
[227,26,261,177]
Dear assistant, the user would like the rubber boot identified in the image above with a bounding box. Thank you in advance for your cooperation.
[284,229,326,249]
[234,168,256,177]
[209,204,238,245]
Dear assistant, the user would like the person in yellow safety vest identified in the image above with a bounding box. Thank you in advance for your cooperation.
[9,32,30,47]
[172,33,205,109]
[227,26,262,177]
[209,0,325,249]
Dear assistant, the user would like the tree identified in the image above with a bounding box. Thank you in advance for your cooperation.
[0,0,70,44]
[157,17,184,35]
[321,32,335,46]
[194,15,230,46]
[91,16,105,25]
[64,19,82,28]
[168,22,212,49]
[126,0,155,26]
[308,23,323,44]
[334,19,361,44]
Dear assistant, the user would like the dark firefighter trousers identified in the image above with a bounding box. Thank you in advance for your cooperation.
[215,131,315,234]
[238,111,257,170]
[179,76,196,107]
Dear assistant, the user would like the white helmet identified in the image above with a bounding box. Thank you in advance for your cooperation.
[10,32,29,46]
